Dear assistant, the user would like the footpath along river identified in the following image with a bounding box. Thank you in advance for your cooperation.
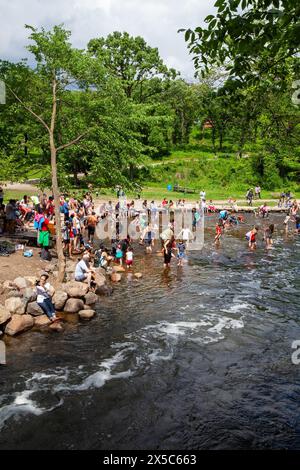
[0,214,299,450]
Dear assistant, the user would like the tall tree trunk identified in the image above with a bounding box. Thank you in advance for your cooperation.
[50,145,65,282]
[50,78,65,282]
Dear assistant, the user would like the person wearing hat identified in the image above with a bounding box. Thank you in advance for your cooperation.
[36,273,58,321]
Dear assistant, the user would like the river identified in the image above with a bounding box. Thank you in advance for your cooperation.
[0,214,300,450]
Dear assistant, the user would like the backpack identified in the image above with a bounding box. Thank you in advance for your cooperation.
[34,214,44,230]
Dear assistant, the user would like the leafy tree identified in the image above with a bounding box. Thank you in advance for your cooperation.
[1,25,105,281]
[181,0,300,86]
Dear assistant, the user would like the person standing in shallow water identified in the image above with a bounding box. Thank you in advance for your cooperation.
[264,224,274,249]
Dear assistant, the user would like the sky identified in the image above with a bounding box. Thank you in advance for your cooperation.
[0,0,216,79]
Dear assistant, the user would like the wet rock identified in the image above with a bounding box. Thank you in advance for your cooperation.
[134,272,143,279]
[111,272,122,282]
[34,315,51,327]
[26,301,44,316]
[84,292,98,306]
[49,322,63,331]
[12,276,28,290]
[113,265,125,273]
[64,298,84,313]
[63,281,89,298]
[53,291,68,310]
[0,305,11,325]
[5,314,34,336]
[83,304,92,310]
[95,285,113,296]
[78,309,95,319]
[5,297,26,315]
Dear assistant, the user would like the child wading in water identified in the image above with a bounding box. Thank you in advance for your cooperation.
[246,226,259,250]
[214,221,223,245]
[163,239,175,268]
[125,246,133,269]
[115,242,123,266]
[176,240,186,266]
[264,224,274,249]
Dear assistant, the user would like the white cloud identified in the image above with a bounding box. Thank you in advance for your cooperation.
[0,0,216,77]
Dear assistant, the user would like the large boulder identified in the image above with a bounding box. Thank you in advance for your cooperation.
[64,298,84,313]
[111,272,122,282]
[24,276,38,287]
[65,261,77,273]
[6,290,23,299]
[34,315,51,327]
[53,291,68,310]
[63,281,89,298]
[5,314,34,336]
[12,277,28,290]
[49,322,63,331]
[3,280,15,291]
[84,292,98,306]
[22,288,37,303]
[93,271,106,287]
[95,285,113,296]
[0,305,11,325]
[78,309,95,319]
[26,301,44,316]
[5,297,26,315]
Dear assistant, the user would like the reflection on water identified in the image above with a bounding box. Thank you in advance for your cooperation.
[0,214,300,449]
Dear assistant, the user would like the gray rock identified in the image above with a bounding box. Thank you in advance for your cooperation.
[53,291,68,310]
[64,298,84,313]
[95,285,113,296]
[78,309,95,319]
[5,314,34,336]
[26,301,44,316]
[84,292,98,306]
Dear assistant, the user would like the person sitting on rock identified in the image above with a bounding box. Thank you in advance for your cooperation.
[74,254,95,286]
[36,273,58,322]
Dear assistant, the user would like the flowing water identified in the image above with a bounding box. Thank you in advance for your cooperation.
[0,214,300,450]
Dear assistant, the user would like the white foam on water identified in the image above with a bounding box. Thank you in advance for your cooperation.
[157,321,212,337]
[207,317,244,334]
[221,303,251,314]
[54,348,134,392]
[0,390,45,431]
[148,349,174,363]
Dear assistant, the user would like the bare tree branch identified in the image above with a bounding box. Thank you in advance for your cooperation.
[6,85,50,133]
[56,131,89,152]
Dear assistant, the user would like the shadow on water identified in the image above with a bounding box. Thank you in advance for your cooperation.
[0,214,300,449]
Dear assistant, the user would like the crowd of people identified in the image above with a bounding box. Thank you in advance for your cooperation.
[0,185,299,268]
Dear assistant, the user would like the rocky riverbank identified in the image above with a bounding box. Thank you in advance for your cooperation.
[0,259,113,337]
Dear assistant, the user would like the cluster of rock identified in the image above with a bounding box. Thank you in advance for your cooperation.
[0,270,108,337]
